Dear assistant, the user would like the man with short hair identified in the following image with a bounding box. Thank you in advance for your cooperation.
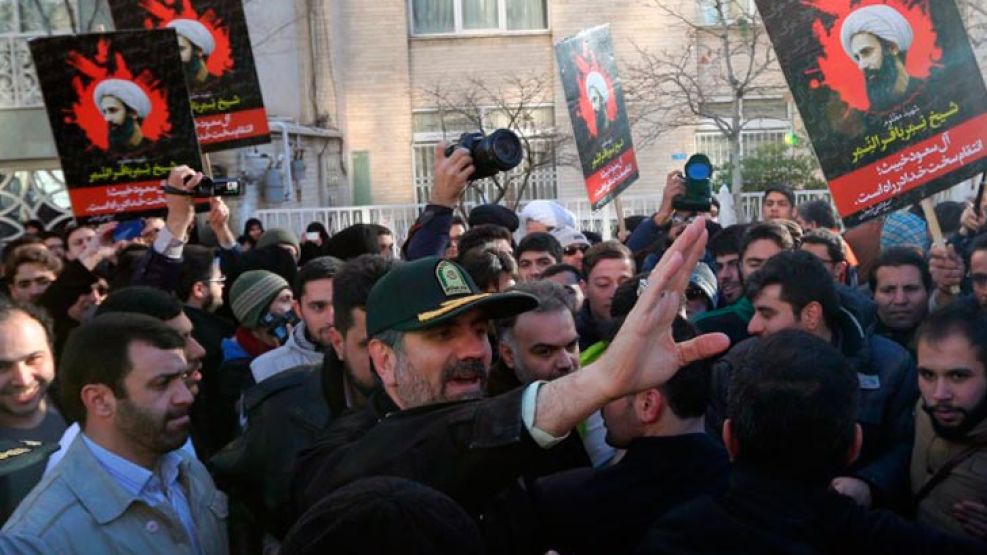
[931,234,987,312]
[761,184,795,221]
[870,246,931,353]
[5,245,61,304]
[294,220,730,553]
[64,225,95,262]
[551,228,591,272]
[458,248,517,293]
[251,256,343,384]
[40,232,65,261]
[457,224,514,260]
[176,245,233,379]
[694,221,795,345]
[492,281,580,393]
[1,313,227,553]
[711,251,918,508]
[640,330,982,554]
[445,216,468,259]
[0,300,65,524]
[541,263,586,311]
[211,255,395,549]
[801,228,849,284]
[707,224,748,308]
[531,317,729,555]
[576,240,635,350]
[912,301,987,541]
[516,232,563,282]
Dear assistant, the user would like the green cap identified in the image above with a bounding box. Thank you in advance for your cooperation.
[366,257,538,337]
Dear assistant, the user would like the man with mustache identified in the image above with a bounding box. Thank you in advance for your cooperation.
[94,79,152,153]
[167,19,215,90]
[841,4,922,113]
[294,219,728,553]
[912,301,987,541]
[1,313,227,553]
[0,300,65,524]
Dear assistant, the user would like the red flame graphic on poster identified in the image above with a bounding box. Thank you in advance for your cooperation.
[66,39,172,151]
[573,46,618,139]
[803,0,942,112]
[138,0,234,77]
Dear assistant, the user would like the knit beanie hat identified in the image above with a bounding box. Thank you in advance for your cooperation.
[256,228,300,253]
[230,270,289,328]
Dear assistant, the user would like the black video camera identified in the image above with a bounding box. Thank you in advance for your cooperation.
[444,129,523,181]
[672,154,713,213]
[259,309,300,346]
[163,176,243,198]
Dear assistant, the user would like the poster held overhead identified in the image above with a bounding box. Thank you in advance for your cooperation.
[556,25,640,210]
[29,30,203,224]
[755,0,987,226]
[109,0,271,152]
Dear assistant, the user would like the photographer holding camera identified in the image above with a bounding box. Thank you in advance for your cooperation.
[404,130,522,260]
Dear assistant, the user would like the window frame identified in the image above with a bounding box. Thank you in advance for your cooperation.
[408,0,550,38]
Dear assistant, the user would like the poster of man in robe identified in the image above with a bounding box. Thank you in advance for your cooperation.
[556,25,640,210]
[109,0,271,152]
[756,0,987,226]
[30,30,203,223]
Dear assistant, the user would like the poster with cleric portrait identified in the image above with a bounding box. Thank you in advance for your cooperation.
[556,25,640,211]
[109,0,271,152]
[29,30,203,224]
[755,0,987,226]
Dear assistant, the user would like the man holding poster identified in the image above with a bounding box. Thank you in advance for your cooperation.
[756,0,987,226]
[556,25,640,211]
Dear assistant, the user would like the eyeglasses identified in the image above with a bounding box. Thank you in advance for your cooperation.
[564,245,589,256]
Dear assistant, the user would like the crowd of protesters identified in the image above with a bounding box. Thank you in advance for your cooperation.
[0,141,983,554]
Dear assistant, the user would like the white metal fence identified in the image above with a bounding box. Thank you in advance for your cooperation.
[256,189,834,244]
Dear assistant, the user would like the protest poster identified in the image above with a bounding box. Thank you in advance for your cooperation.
[109,0,271,152]
[30,30,203,224]
[755,0,987,226]
[556,25,640,211]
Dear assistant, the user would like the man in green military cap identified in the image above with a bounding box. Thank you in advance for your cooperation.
[293,218,729,553]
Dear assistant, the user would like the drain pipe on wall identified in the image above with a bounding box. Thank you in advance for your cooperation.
[269,120,294,202]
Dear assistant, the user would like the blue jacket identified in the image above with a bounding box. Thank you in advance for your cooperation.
[0,435,228,554]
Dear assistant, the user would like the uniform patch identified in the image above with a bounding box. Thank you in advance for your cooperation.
[436,260,472,296]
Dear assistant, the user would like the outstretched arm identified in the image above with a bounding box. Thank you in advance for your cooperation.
[533,217,730,437]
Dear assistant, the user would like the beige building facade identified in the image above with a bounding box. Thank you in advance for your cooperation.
[2,0,984,238]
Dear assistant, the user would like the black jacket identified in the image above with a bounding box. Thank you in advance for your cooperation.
[185,306,235,459]
[575,302,606,352]
[294,388,582,554]
[707,307,918,506]
[531,433,730,555]
[636,465,985,555]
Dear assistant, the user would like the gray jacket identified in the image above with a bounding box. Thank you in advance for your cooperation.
[0,435,228,554]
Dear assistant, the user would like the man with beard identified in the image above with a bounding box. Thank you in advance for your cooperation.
[0,300,65,524]
[912,301,987,541]
[841,4,922,113]
[0,313,227,553]
[251,256,344,383]
[294,219,729,553]
[93,79,152,153]
[167,19,215,89]
[212,255,394,550]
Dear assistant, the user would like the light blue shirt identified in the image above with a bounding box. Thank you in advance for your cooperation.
[81,434,201,555]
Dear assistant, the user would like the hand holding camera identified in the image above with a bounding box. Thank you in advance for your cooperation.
[431,142,475,208]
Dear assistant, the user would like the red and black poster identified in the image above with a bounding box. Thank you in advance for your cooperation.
[556,25,640,210]
[109,0,271,152]
[30,30,203,223]
[756,0,987,226]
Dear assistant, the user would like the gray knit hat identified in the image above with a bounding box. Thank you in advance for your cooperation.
[230,270,289,328]
[256,228,300,253]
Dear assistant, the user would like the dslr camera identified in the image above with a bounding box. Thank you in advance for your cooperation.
[672,154,713,213]
[163,175,243,198]
[444,129,523,181]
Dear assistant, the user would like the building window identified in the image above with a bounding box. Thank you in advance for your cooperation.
[412,106,557,204]
[694,98,791,168]
[410,0,547,36]
[1,0,79,109]
[697,0,756,26]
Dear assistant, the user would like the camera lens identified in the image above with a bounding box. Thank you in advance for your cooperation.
[487,129,523,170]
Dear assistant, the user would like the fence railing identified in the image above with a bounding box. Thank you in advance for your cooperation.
[256,190,834,244]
